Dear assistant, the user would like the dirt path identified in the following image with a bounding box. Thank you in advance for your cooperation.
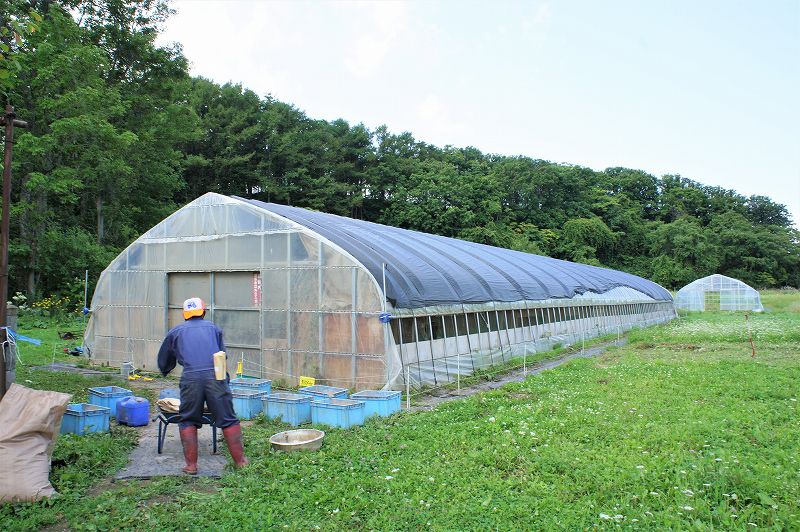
[408,339,626,412]
[31,362,115,376]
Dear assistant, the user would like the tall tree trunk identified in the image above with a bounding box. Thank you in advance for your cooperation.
[26,270,35,297]
[96,196,104,243]
[19,182,32,295]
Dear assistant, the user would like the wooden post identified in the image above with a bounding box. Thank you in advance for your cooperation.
[0,105,29,399]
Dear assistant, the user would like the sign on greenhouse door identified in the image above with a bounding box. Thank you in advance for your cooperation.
[252,272,261,306]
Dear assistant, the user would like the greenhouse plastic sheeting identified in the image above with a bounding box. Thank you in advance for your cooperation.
[85,192,676,390]
[237,198,672,308]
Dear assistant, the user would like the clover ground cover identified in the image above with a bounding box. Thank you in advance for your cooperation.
[2,292,798,530]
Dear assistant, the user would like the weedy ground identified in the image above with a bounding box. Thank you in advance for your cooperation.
[1,290,798,530]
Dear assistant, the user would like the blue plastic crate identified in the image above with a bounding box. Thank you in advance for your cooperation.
[88,386,132,417]
[298,385,349,401]
[232,389,263,420]
[311,398,365,429]
[230,377,272,395]
[159,388,180,400]
[350,390,402,418]
[61,403,110,434]
[264,392,312,426]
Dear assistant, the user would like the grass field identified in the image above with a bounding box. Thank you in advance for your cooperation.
[1,290,798,530]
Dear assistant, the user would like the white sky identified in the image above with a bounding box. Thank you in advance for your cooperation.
[157,0,800,227]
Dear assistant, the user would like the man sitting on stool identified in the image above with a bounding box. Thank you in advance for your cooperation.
[157,297,249,474]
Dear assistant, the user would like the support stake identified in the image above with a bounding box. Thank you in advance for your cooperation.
[746,313,756,358]
[82,269,89,330]
[523,349,527,376]
[456,353,460,393]
[405,366,410,409]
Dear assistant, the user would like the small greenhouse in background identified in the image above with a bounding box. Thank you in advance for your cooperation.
[673,274,764,312]
[84,193,676,390]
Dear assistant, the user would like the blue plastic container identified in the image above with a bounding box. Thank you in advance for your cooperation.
[232,389,263,420]
[311,398,366,429]
[298,385,349,401]
[230,377,272,395]
[116,396,150,426]
[88,386,132,417]
[264,392,312,426]
[61,403,110,434]
[350,390,402,418]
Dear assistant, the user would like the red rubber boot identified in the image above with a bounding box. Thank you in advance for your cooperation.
[222,424,250,468]
[179,426,199,475]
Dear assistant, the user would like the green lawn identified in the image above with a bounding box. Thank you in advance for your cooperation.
[2,293,799,530]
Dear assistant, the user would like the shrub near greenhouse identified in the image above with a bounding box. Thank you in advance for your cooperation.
[13,278,88,326]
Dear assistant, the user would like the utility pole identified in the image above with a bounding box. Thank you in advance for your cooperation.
[0,104,28,400]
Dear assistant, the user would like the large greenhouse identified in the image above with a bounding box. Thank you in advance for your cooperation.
[84,193,676,390]
[674,274,764,312]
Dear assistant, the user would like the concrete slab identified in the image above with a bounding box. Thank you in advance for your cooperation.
[115,417,228,479]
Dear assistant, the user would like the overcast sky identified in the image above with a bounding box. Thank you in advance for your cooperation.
[157,0,800,227]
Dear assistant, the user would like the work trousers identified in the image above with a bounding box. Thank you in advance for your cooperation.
[179,376,239,429]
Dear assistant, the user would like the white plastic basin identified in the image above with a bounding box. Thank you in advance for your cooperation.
[269,429,325,452]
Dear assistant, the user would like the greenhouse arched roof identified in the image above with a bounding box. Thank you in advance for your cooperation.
[236,197,672,308]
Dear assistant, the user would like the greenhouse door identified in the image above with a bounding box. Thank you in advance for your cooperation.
[168,272,262,373]
[704,291,720,311]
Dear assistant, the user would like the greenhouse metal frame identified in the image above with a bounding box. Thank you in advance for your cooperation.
[673,274,764,312]
[84,193,676,390]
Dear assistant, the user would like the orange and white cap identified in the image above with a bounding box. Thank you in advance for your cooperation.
[183,297,205,319]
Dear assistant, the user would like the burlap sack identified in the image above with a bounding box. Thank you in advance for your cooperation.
[0,384,72,503]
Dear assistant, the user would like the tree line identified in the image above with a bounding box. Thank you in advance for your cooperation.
[2,0,798,304]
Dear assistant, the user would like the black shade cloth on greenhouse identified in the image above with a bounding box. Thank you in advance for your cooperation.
[236,198,673,309]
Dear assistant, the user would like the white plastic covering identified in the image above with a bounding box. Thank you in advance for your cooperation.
[674,274,764,312]
[388,292,675,387]
[85,192,675,390]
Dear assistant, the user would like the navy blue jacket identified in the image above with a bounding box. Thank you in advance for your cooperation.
[157,317,226,380]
